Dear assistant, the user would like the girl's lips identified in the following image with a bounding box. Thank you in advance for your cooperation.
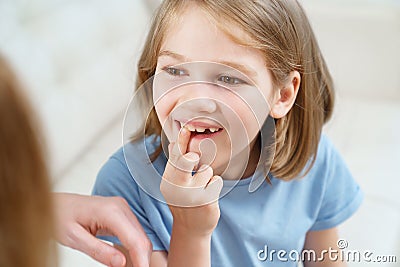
[177,119,223,130]
[174,120,224,140]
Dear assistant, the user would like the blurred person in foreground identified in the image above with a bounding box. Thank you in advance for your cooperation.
[0,55,151,267]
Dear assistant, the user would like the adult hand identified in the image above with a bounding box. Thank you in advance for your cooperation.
[54,193,152,267]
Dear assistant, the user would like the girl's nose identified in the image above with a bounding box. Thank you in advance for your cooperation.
[184,97,218,113]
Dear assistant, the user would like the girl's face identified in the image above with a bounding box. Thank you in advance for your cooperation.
[153,6,276,178]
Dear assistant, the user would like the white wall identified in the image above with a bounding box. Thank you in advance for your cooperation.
[0,0,155,179]
[301,0,400,101]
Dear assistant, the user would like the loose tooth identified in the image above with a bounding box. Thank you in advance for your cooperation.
[187,125,195,132]
[209,127,217,133]
[196,127,206,133]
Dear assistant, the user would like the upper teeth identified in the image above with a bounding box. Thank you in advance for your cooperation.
[180,122,220,133]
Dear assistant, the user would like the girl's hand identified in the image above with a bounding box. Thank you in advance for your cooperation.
[160,127,223,236]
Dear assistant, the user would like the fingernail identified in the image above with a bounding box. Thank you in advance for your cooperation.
[182,126,190,134]
[111,254,125,267]
[181,127,187,135]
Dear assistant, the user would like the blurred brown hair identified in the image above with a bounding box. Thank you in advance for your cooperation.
[0,55,57,267]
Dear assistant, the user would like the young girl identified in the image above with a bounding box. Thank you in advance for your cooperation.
[93,0,363,266]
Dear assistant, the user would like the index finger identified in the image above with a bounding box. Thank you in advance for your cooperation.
[166,127,198,178]
[173,126,191,157]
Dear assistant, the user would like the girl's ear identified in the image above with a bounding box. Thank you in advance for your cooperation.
[270,71,301,119]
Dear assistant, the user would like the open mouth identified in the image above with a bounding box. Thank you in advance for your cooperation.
[176,120,224,139]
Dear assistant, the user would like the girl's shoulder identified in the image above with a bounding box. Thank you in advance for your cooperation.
[312,134,347,174]
[93,134,166,199]
[317,134,336,157]
[305,135,363,231]
[294,133,360,199]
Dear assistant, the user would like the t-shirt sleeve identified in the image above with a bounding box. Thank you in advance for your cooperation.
[92,152,165,250]
[309,138,363,231]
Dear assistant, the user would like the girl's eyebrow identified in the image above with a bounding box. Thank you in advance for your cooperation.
[158,50,258,79]
[158,50,188,61]
[218,60,258,80]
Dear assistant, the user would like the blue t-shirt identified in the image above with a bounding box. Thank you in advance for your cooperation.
[92,135,362,266]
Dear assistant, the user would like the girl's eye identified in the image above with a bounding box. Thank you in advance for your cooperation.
[163,67,188,77]
[218,75,247,85]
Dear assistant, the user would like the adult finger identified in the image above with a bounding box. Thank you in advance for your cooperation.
[112,210,152,267]
[98,198,152,267]
[65,224,127,267]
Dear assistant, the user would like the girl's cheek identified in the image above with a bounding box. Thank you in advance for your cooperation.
[154,98,176,120]
[236,104,262,141]
[154,101,168,127]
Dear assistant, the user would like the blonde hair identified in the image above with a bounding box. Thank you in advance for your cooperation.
[133,0,334,180]
[0,55,57,267]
